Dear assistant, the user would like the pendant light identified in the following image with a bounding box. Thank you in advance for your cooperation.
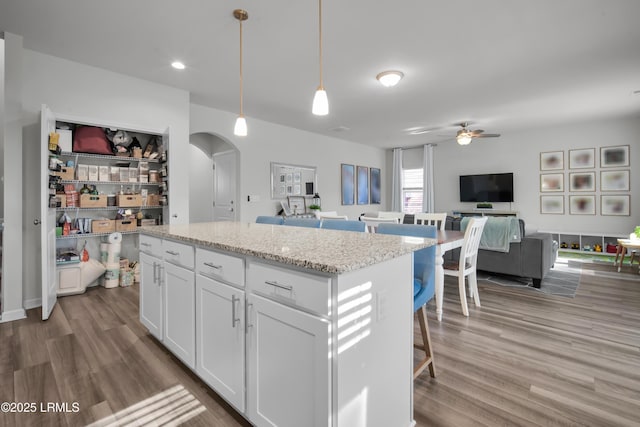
[233,9,248,136]
[312,0,329,115]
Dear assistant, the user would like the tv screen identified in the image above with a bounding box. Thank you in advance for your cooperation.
[459,173,514,202]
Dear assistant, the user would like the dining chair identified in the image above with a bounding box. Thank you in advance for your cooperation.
[377,223,437,378]
[379,211,406,224]
[256,216,284,225]
[318,212,349,220]
[414,212,447,231]
[443,216,488,316]
[283,217,321,228]
[320,219,366,232]
[360,216,399,233]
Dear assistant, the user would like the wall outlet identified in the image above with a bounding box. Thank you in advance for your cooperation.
[247,195,261,202]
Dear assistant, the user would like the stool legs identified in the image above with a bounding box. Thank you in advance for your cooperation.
[414,305,436,379]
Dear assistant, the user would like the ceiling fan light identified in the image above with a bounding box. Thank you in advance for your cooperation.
[376,70,404,87]
[234,115,247,136]
[457,134,472,145]
[312,88,329,116]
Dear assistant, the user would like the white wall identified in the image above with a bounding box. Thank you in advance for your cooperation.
[190,104,388,222]
[433,116,640,235]
[20,49,190,305]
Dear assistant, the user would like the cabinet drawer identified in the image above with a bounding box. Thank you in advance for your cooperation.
[196,248,245,287]
[163,239,194,269]
[139,234,162,258]
[247,261,330,316]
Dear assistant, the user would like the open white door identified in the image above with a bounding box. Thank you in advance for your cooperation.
[40,105,58,320]
[213,150,237,221]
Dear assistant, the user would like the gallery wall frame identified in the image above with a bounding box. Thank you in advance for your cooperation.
[569,195,596,215]
[600,170,630,192]
[540,173,564,192]
[568,148,595,169]
[540,195,564,214]
[540,151,564,171]
[370,167,381,204]
[569,172,595,192]
[357,166,369,205]
[601,194,630,216]
[341,163,355,205]
[270,162,317,199]
[601,145,630,168]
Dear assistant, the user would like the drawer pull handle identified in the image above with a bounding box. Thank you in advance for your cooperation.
[153,262,158,283]
[231,295,240,328]
[165,250,179,256]
[265,280,293,292]
[246,303,254,333]
[204,262,222,269]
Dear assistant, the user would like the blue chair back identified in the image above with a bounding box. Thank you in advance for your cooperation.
[320,220,366,232]
[283,218,321,228]
[256,216,284,225]
[377,223,437,311]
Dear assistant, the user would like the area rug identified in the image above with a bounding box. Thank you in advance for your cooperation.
[476,258,582,297]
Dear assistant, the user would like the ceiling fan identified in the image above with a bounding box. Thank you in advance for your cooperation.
[455,122,500,145]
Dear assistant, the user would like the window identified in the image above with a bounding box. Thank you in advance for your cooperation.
[402,168,423,214]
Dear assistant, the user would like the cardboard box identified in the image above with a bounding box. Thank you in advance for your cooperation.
[80,194,107,208]
[77,164,89,181]
[117,194,142,207]
[53,166,75,181]
[55,194,67,208]
[99,165,110,182]
[146,194,160,206]
[57,129,73,152]
[88,165,99,181]
[116,219,137,232]
[138,218,157,226]
[92,219,115,234]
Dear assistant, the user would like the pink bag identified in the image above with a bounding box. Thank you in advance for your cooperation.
[73,126,114,155]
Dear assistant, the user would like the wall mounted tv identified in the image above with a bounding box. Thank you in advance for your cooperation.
[459,172,514,202]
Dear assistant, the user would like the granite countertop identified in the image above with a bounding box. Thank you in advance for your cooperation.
[140,221,436,274]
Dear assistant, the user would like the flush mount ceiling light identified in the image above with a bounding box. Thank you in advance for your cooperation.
[233,9,249,137]
[312,0,329,116]
[376,70,404,87]
[171,61,185,70]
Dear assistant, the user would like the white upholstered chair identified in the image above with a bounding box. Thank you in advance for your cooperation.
[414,212,447,231]
[443,216,488,316]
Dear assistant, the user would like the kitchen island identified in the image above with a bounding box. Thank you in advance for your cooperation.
[138,221,435,427]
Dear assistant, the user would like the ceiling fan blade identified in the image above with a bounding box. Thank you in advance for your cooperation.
[470,129,485,136]
[474,133,501,138]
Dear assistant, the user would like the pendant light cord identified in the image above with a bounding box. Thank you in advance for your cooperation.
[239,17,244,116]
[318,0,323,89]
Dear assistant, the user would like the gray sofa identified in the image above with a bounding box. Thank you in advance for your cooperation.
[445,216,558,288]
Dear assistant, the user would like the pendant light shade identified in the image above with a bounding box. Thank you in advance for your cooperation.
[312,0,329,116]
[234,9,249,136]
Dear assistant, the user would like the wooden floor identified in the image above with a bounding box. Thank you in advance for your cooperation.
[0,260,638,426]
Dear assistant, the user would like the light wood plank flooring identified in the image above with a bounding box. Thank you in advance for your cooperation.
[0,260,638,426]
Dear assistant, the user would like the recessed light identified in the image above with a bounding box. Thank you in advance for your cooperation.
[171,61,186,70]
[376,70,404,87]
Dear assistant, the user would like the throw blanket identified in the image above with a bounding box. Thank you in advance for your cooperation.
[461,216,521,253]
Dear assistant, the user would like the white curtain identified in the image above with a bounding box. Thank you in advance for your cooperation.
[391,148,403,212]
[422,144,435,213]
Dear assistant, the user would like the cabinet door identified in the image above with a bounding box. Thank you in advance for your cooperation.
[196,275,245,412]
[163,261,195,369]
[247,294,330,427]
[139,252,163,340]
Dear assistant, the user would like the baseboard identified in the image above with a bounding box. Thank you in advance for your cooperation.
[23,298,42,310]
[0,308,27,323]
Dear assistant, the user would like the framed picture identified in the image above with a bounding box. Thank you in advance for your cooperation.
[540,195,564,214]
[540,151,564,171]
[601,145,630,168]
[357,166,369,205]
[568,148,595,169]
[601,195,630,216]
[370,167,381,204]
[600,170,630,191]
[341,164,355,205]
[569,172,595,192]
[569,195,595,215]
[287,196,306,215]
[540,173,564,192]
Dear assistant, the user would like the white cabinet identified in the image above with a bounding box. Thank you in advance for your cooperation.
[139,251,163,340]
[195,274,245,412]
[246,293,330,427]
[163,261,195,369]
